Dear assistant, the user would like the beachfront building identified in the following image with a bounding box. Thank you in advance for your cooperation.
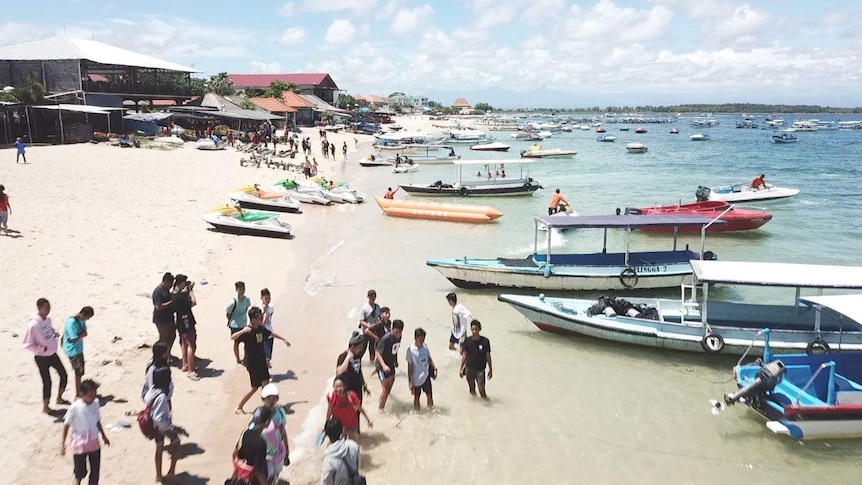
[452,97,472,114]
[392,94,429,110]
[248,97,297,128]
[355,94,394,107]
[227,73,341,104]
[280,92,317,126]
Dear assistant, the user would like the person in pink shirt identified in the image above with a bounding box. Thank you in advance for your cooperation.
[23,298,69,413]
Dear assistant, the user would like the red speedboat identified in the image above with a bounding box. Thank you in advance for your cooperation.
[629,201,772,232]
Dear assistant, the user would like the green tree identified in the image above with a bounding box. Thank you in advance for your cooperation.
[473,102,494,113]
[263,80,289,99]
[239,99,257,110]
[189,76,207,95]
[5,72,47,103]
[337,94,358,110]
[426,100,443,109]
[207,72,235,96]
[388,92,406,98]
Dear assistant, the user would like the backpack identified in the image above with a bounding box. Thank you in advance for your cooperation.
[138,400,157,440]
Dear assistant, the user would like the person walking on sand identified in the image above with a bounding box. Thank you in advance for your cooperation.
[407,327,437,411]
[145,366,188,482]
[342,141,348,159]
[446,292,473,351]
[259,384,291,483]
[330,143,336,159]
[61,379,110,485]
[321,417,361,485]
[15,136,27,163]
[62,306,94,397]
[227,281,252,365]
[142,341,173,401]
[358,289,382,362]
[232,307,290,414]
[23,298,69,413]
[326,378,372,440]
[0,184,10,236]
[172,275,199,380]
[375,319,403,410]
[233,406,272,485]
[260,288,282,369]
[152,272,176,360]
[460,320,493,399]
[548,188,570,215]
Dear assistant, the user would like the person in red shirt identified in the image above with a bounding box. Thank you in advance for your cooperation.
[326,378,372,439]
[227,130,234,147]
[751,174,766,190]
[548,188,569,215]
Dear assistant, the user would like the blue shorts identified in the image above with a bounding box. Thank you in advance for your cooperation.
[412,377,432,397]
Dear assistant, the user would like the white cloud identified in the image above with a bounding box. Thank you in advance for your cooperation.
[249,60,283,73]
[390,4,434,36]
[279,2,296,17]
[281,27,305,45]
[302,0,377,15]
[325,19,357,45]
[564,0,673,42]
[707,5,770,42]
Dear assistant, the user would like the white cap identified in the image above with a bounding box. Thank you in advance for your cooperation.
[261,383,279,398]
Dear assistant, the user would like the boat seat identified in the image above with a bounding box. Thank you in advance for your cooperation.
[497,257,538,268]
[837,391,862,405]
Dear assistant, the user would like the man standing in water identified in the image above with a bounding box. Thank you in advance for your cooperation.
[375,319,403,410]
[407,328,437,411]
[548,188,570,215]
[460,320,493,399]
[358,290,381,362]
[446,292,473,351]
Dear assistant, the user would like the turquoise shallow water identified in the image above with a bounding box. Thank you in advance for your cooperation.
[313,117,862,484]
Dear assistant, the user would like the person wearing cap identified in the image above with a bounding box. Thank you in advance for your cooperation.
[232,307,291,414]
[233,406,271,485]
[259,384,290,482]
[336,331,370,430]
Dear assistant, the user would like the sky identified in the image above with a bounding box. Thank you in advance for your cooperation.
[1,0,862,108]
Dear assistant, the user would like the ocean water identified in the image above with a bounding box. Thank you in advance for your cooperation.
[298,116,862,484]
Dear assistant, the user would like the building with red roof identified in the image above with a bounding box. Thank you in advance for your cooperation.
[227,73,340,104]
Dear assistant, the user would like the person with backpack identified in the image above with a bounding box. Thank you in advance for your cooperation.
[62,306,95,398]
[227,281,252,365]
[232,406,271,485]
[144,366,187,482]
[141,341,173,402]
[321,417,362,485]
[62,379,110,485]
[259,384,290,483]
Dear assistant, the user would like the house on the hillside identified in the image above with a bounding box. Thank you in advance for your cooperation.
[227,73,340,104]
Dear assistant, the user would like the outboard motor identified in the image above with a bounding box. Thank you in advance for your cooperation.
[695,186,710,201]
[710,360,785,414]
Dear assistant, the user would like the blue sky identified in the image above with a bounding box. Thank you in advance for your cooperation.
[2,0,862,108]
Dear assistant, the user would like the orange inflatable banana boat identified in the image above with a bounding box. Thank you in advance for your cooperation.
[374,197,502,223]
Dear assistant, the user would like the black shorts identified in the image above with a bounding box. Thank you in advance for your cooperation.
[247,365,270,388]
[413,377,432,397]
[69,353,85,374]
[229,326,244,335]
[466,367,486,387]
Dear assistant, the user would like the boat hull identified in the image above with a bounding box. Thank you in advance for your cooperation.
[698,185,800,203]
[401,182,541,197]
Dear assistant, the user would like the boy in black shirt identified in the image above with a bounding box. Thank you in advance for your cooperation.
[459,320,493,399]
[374,319,403,410]
[232,307,290,414]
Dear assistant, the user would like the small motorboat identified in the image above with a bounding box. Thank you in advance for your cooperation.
[393,162,419,173]
[626,143,648,153]
[670,128,680,134]
[579,125,590,131]
[635,127,648,133]
[690,133,710,141]
[596,127,607,133]
[627,201,772,232]
[696,183,800,203]
[359,154,394,167]
[520,144,577,159]
[510,132,544,141]
[470,142,511,152]
[619,127,631,131]
[195,137,224,150]
[155,135,184,145]
[596,133,617,142]
[230,185,301,212]
[203,205,291,237]
[271,179,332,205]
[375,197,502,223]
[772,133,798,143]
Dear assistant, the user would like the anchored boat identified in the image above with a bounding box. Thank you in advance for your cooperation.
[626,201,772,232]
[427,213,721,291]
[696,183,800,203]
[400,160,542,197]
[499,261,862,354]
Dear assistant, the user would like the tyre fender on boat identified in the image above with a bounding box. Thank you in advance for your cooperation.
[619,268,638,288]
[458,186,469,196]
[806,340,831,355]
[701,333,725,353]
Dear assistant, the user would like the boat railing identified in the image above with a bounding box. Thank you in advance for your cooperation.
[795,361,836,405]
[699,205,734,256]
[736,329,769,366]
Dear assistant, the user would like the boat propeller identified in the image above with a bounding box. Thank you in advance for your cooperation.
[710,360,786,415]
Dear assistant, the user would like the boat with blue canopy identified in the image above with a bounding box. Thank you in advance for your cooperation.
[427,213,722,291]
[498,261,862,354]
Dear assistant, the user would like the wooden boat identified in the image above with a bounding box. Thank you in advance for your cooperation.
[374,197,502,223]
[714,305,862,440]
[499,261,862,355]
[627,201,772,232]
[400,160,541,197]
[426,214,721,291]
